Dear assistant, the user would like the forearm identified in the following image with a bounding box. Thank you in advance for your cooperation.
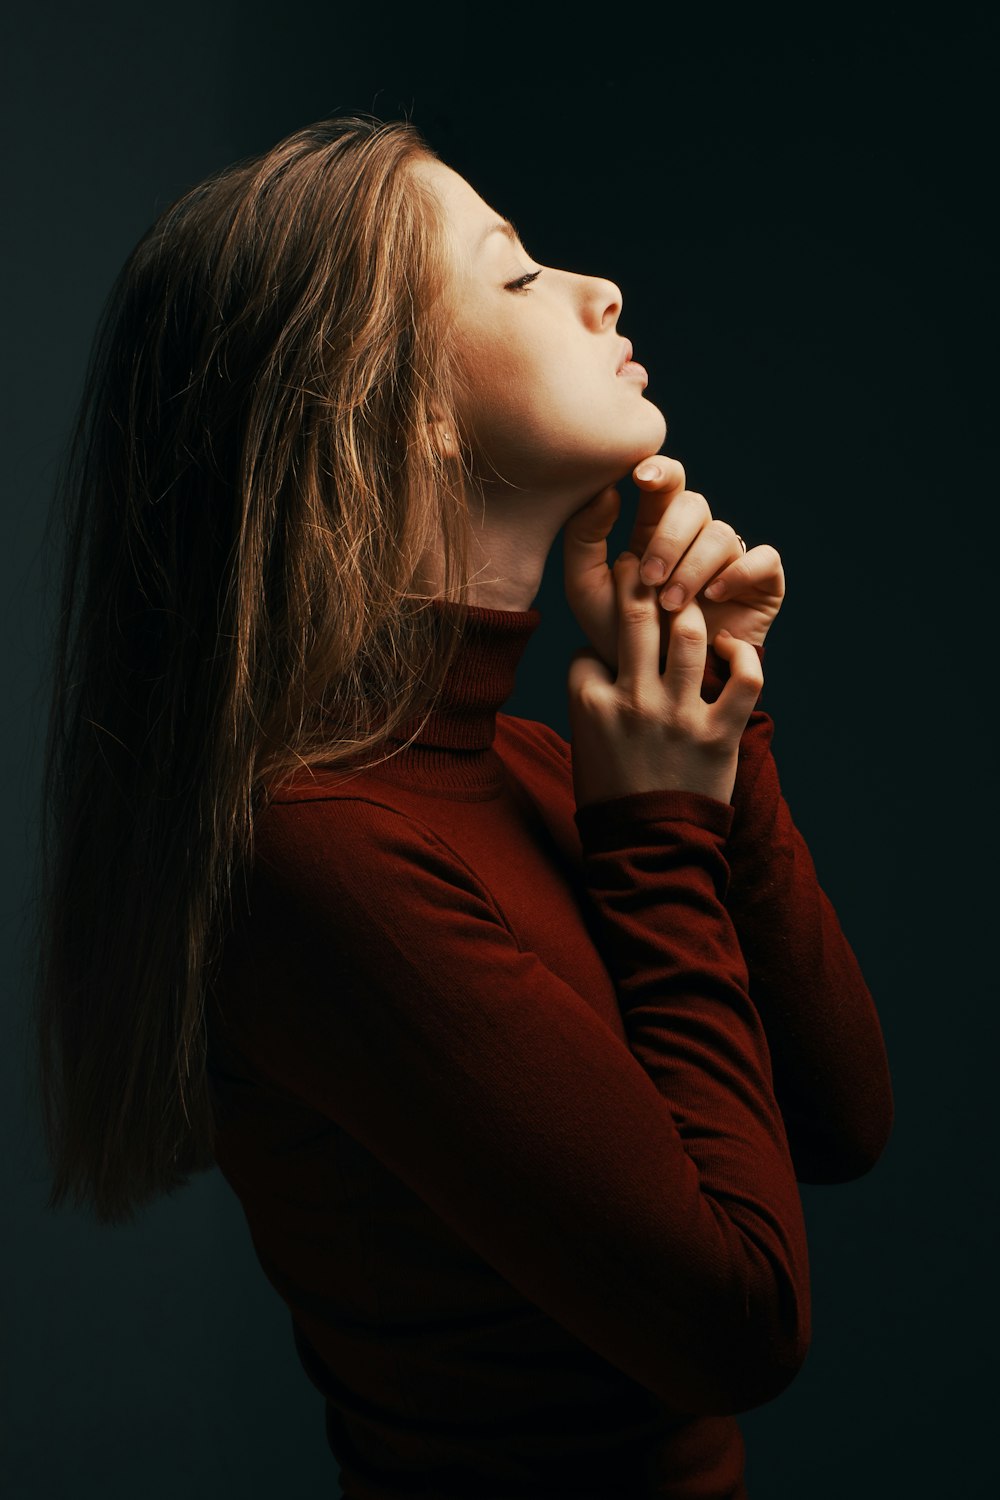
[703,649,894,1182]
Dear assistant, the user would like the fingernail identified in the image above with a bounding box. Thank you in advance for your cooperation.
[703,580,725,599]
[641,557,666,583]
[616,550,635,564]
[635,461,660,481]
[660,584,685,609]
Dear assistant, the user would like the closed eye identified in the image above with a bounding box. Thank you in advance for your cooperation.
[505,269,543,293]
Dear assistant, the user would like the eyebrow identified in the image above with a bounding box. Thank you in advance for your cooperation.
[479,218,523,251]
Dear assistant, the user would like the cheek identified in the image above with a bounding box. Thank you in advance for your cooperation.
[457,331,590,456]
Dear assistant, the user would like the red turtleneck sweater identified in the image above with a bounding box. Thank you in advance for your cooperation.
[206,600,893,1499]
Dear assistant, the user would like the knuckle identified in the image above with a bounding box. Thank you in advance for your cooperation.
[702,724,737,755]
[735,662,765,691]
[717,560,745,590]
[614,685,656,722]
[672,622,705,649]
[650,535,682,564]
[661,709,693,741]
[575,680,609,713]
[711,519,740,546]
[619,598,657,627]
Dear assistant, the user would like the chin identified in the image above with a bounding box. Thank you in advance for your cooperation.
[614,408,668,474]
[641,403,668,451]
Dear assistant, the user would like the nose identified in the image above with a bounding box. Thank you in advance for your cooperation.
[580,273,623,331]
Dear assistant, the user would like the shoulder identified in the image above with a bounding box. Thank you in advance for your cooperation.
[496,712,571,771]
[254,785,501,900]
[257,783,450,857]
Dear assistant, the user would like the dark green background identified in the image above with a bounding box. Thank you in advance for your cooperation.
[3,3,995,1495]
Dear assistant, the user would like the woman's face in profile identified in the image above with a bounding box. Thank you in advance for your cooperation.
[413,158,667,498]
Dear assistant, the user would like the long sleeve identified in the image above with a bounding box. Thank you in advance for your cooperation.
[230,792,810,1420]
[700,645,894,1183]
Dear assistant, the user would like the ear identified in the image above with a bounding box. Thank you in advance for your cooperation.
[426,404,460,460]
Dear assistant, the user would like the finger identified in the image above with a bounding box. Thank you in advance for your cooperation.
[702,544,785,602]
[661,595,709,702]
[647,519,745,612]
[632,454,686,497]
[564,483,621,547]
[611,551,662,690]
[632,490,713,586]
[628,455,687,554]
[562,485,621,600]
[709,630,764,727]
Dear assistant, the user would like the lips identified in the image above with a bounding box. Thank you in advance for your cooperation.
[616,339,633,374]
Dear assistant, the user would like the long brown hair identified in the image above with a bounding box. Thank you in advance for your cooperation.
[27,114,479,1227]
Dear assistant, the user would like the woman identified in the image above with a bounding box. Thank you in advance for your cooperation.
[31,114,894,1496]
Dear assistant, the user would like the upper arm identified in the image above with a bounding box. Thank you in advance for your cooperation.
[225,798,807,1415]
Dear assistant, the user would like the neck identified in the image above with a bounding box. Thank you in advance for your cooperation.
[418,476,611,611]
[461,524,550,612]
[367,596,544,793]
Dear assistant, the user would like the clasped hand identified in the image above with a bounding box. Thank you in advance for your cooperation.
[562,454,785,676]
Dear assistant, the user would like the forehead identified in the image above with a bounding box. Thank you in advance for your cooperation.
[410,159,498,267]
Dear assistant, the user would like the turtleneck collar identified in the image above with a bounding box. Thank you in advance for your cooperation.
[367,597,543,795]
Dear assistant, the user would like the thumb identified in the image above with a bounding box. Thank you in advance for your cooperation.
[564,484,620,546]
[563,487,621,599]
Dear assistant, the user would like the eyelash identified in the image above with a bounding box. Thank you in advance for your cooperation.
[505,269,542,293]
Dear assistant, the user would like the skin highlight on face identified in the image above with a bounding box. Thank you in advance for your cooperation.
[411,158,667,611]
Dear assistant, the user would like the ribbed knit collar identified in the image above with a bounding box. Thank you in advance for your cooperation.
[368,597,543,795]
